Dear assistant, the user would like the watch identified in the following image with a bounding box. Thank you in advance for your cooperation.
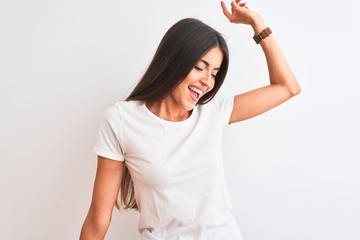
[253,27,272,44]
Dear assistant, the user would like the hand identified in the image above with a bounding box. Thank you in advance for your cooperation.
[221,0,263,26]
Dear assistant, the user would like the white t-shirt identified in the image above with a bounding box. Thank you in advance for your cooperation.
[94,96,243,240]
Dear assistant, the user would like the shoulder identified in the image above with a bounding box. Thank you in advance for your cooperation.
[111,100,140,111]
[101,100,148,128]
[197,95,235,125]
[198,95,234,113]
[103,100,142,118]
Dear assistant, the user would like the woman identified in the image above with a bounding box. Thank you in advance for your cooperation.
[80,1,301,239]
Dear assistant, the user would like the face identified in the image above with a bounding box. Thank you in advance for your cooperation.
[168,46,223,111]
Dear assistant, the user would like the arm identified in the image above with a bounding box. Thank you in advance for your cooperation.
[80,156,123,240]
[221,0,301,124]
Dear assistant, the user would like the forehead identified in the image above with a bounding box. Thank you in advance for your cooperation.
[200,47,223,67]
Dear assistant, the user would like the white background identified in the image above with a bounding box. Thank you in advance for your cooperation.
[1,0,359,239]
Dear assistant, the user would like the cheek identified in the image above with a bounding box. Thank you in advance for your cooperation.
[209,79,216,89]
[174,79,191,95]
[187,69,201,80]
[209,84,215,93]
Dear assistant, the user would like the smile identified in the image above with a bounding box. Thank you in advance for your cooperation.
[188,86,203,99]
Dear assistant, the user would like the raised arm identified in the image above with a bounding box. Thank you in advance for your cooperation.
[80,156,123,240]
[221,0,301,124]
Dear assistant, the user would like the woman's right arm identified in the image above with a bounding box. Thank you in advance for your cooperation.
[80,156,124,240]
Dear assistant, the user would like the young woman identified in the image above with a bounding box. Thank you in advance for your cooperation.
[80,1,301,239]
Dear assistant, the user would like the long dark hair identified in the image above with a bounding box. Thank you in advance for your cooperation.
[127,18,229,104]
[118,18,229,210]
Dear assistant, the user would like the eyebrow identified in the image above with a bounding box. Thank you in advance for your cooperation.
[200,59,221,70]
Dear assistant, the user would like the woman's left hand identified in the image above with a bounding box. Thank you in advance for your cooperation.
[221,0,262,27]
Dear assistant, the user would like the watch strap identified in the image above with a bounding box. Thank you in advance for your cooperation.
[253,27,272,44]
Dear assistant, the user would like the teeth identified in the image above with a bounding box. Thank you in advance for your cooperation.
[189,86,203,95]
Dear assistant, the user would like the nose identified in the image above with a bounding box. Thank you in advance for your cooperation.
[200,71,212,87]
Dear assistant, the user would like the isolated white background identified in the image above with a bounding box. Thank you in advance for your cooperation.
[1,0,359,239]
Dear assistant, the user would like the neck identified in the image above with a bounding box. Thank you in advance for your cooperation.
[146,100,192,122]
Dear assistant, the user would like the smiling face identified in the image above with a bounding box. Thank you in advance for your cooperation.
[167,46,224,112]
[145,46,224,121]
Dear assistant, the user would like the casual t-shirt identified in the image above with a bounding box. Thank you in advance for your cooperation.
[94,96,243,240]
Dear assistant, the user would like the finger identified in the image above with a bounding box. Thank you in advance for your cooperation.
[221,1,233,20]
[236,0,247,6]
[239,2,249,10]
[231,0,239,8]
[231,4,236,15]
[231,0,245,12]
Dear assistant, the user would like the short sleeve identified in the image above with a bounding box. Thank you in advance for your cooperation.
[93,107,125,161]
[210,95,234,126]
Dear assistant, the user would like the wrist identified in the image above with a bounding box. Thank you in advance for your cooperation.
[253,27,272,44]
[250,14,267,35]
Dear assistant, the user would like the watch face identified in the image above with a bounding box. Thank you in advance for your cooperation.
[253,35,262,44]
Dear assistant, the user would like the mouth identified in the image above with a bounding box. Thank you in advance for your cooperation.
[188,85,203,102]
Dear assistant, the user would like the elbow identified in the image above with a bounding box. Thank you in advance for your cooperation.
[81,209,112,237]
[80,218,111,240]
[290,84,301,96]
[288,79,301,97]
[91,217,111,232]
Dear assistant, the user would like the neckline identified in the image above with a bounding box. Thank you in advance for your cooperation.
[141,102,197,126]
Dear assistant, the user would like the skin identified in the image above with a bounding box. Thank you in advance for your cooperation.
[146,47,223,121]
[80,1,301,239]
[220,0,301,123]
[80,156,123,239]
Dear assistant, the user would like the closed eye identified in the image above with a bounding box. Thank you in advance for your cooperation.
[195,66,217,78]
[194,66,203,71]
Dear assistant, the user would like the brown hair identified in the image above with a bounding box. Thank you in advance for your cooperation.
[117,18,229,210]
